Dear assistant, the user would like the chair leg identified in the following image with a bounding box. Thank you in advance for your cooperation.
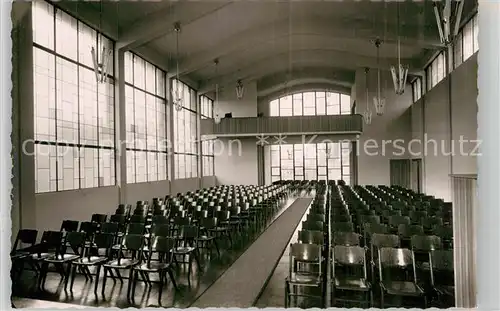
[158,271,164,306]
[213,239,220,257]
[168,269,178,290]
[380,288,384,308]
[94,265,101,298]
[101,268,108,299]
[284,282,289,308]
[126,269,134,303]
[69,265,77,293]
[64,262,72,294]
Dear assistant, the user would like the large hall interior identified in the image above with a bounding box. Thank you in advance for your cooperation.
[10,0,481,309]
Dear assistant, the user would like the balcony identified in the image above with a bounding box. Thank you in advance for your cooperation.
[200,114,363,137]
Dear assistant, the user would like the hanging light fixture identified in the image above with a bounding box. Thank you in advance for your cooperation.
[235,79,244,100]
[363,67,372,125]
[390,2,408,95]
[433,0,464,46]
[373,39,385,116]
[213,59,222,124]
[172,22,183,111]
[91,1,112,83]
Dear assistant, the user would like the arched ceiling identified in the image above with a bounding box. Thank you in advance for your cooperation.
[59,0,477,95]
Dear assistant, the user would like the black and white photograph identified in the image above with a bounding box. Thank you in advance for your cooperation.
[7,0,489,309]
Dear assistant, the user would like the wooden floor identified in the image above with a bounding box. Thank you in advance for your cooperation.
[12,197,299,309]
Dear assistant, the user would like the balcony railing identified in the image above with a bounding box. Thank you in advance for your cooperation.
[200,114,363,137]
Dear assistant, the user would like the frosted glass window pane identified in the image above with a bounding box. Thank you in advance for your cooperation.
[99,149,115,186]
[292,94,303,116]
[55,10,78,60]
[125,52,133,84]
[78,22,96,68]
[463,21,473,60]
[33,48,56,142]
[270,100,279,116]
[156,69,165,97]
[315,92,326,115]
[134,56,146,89]
[79,147,98,189]
[145,61,156,94]
[32,1,54,49]
[340,94,351,114]
[56,58,78,143]
[79,67,98,145]
[98,79,115,147]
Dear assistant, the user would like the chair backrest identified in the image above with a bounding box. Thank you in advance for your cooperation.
[201,217,218,230]
[130,215,146,224]
[333,231,361,246]
[60,220,79,233]
[179,225,199,239]
[79,221,99,237]
[152,215,168,225]
[152,224,170,237]
[431,249,454,271]
[110,214,126,224]
[65,231,87,253]
[152,236,176,255]
[411,235,442,252]
[371,233,400,249]
[389,215,411,227]
[37,231,63,256]
[333,245,366,266]
[127,222,145,235]
[298,230,324,245]
[91,214,107,223]
[361,215,380,225]
[432,225,453,238]
[398,224,424,238]
[379,247,413,269]
[12,229,38,251]
[101,222,119,235]
[93,232,115,251]
[307,214,325,223]
[124,234,144,252]
[333,222,354,232]
[421,216,443,229]
[290,243,322,263]
[302,220,323,231]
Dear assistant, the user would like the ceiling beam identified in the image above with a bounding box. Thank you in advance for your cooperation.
[198,49,418,93]
[169,17,442,78]
[118,2,232,51]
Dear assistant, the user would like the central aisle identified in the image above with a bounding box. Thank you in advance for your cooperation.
[190,197,313,308]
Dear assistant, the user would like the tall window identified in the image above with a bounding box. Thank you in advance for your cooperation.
[412,78,422,102]
[32,1,115,193]
[425,51,446,91]
[124,52,167,183]
[200,95,214,176]
[173,79,198,179]
[269,142,351,184]
[270,91,351,117]
[453,14,479,69]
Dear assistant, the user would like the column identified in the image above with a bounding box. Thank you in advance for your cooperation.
[12,2,36,233]
[114,48,127,203]
[167,78,175,192]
